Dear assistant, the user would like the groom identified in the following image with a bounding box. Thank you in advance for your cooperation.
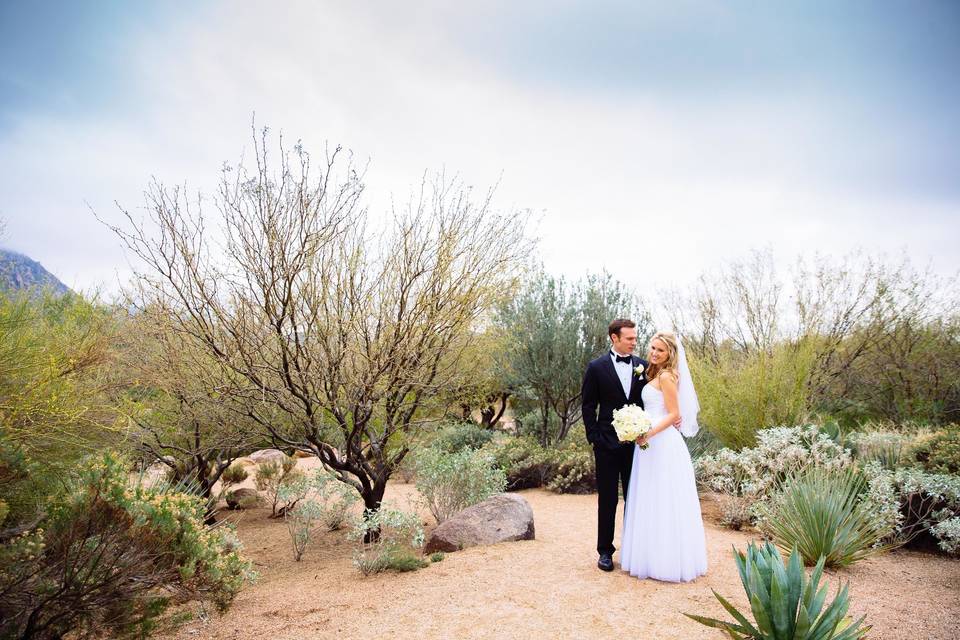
[581,318,647,572]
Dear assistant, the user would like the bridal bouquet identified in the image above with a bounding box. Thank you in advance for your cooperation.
[612,404,653,449]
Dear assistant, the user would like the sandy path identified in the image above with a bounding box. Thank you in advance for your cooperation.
[169,470,960,640]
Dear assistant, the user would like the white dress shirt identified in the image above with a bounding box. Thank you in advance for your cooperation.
[610,350,633,397]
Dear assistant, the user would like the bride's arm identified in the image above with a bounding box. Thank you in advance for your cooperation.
[641,373,680,442]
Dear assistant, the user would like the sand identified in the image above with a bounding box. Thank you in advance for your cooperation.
[165,465,960,640]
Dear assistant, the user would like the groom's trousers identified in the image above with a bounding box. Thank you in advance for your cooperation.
[593,441,635,556]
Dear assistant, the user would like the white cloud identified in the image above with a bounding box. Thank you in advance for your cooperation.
[1,1,957,298]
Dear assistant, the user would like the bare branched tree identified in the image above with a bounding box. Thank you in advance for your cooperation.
[103,129,530,515]
[114,303,259,521]
[662,248,960,438]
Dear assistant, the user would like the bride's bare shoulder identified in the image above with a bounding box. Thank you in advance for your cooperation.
[658,370,679,385]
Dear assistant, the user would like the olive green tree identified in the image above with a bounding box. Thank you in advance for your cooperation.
[498,270,650,446]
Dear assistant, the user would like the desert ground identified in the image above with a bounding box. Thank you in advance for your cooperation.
[163,460,960,640]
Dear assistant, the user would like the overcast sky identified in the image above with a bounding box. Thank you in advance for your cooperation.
[1,1,958,297]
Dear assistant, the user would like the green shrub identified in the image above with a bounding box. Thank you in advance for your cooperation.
[931,518,960,555]
[279,469,359,562]
[349,506,426,575]
[685,542,870,639]
[845,430,909,470]
[415,447,506,522]
[690,340,819,449]
[0,453,253,640]
[220,463,249,485]
[695,425,852,529]
[544,429,595,494]
[888,467,960,554]
[717,494,754,531]
[255,456,306,517]
[758,467,895,567]
[382,552,429,572]
[480,435,555,490]
[284,500,323,561]
[477,431,597,494]
[545,447,595,494]
[309,469,359,531]
[429,551,445,563]
[430,421,496,453]
[910,425,960,475]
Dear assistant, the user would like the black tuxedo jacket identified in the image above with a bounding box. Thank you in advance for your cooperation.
[581,353,649,450]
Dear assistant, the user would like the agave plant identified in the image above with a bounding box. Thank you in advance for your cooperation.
[758,466,893,567]
[685,542,869,640]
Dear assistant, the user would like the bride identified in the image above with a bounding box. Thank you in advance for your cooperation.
[620,331,707,582]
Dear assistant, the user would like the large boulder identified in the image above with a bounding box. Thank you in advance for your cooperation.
[140,459,174,488]
[424,493,535,554]
[248,449,287,465]
[231,456,257,469]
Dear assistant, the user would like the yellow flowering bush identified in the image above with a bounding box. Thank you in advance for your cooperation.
[0,452,254,639]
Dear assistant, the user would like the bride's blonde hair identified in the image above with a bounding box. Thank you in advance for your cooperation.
[647,331,680,382]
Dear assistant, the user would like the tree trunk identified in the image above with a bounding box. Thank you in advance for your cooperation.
[360,474,390,543]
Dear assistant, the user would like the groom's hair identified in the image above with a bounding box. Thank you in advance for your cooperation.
[608,318,636,337]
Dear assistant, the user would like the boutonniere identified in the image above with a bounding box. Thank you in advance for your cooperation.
[634,364,645,378]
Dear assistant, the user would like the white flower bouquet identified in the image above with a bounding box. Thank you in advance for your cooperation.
[612,404,653,449]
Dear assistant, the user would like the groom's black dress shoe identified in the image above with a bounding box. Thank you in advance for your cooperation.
[597,553,614,572]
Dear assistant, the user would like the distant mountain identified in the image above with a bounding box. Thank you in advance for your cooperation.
[0,249,72,296]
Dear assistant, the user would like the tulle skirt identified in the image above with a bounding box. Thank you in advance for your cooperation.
[620,427,708,582]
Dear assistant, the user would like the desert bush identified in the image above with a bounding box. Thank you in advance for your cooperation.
[496,270,651,446]
[685,541,869,639]
[695,425,851,528]
[757,466,896,567]
[845,430,910,470]
[430,421,496,454]
[224,488,261,510]
[910,424,960,475]
[0,292,118,529]
[479,432,597,494]
[717,494,754,531]
[255,456,306,517]
[217,463,250,508]
[220,463,249,486]
[544,428,595,494]
[931,518,960,555]
[310,469,359,531]
[545,447,595,494]
[887,467,960,554]
[415,447,506,522]
[284,500,324,562]
[349,506,426,575]
[691,341,819,449]
[480,435,556,490]
[279,469,359,562]
[0,453,252,640]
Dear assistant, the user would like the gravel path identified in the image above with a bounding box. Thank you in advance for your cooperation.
[164,464,960,640]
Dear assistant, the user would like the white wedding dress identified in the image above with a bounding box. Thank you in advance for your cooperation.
[620,383,708,582]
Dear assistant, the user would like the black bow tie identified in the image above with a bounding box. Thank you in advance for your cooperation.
[614,354,632,364]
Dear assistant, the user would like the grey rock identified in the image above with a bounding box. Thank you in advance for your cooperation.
[424,493,535,554]
[248,449,287,465]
